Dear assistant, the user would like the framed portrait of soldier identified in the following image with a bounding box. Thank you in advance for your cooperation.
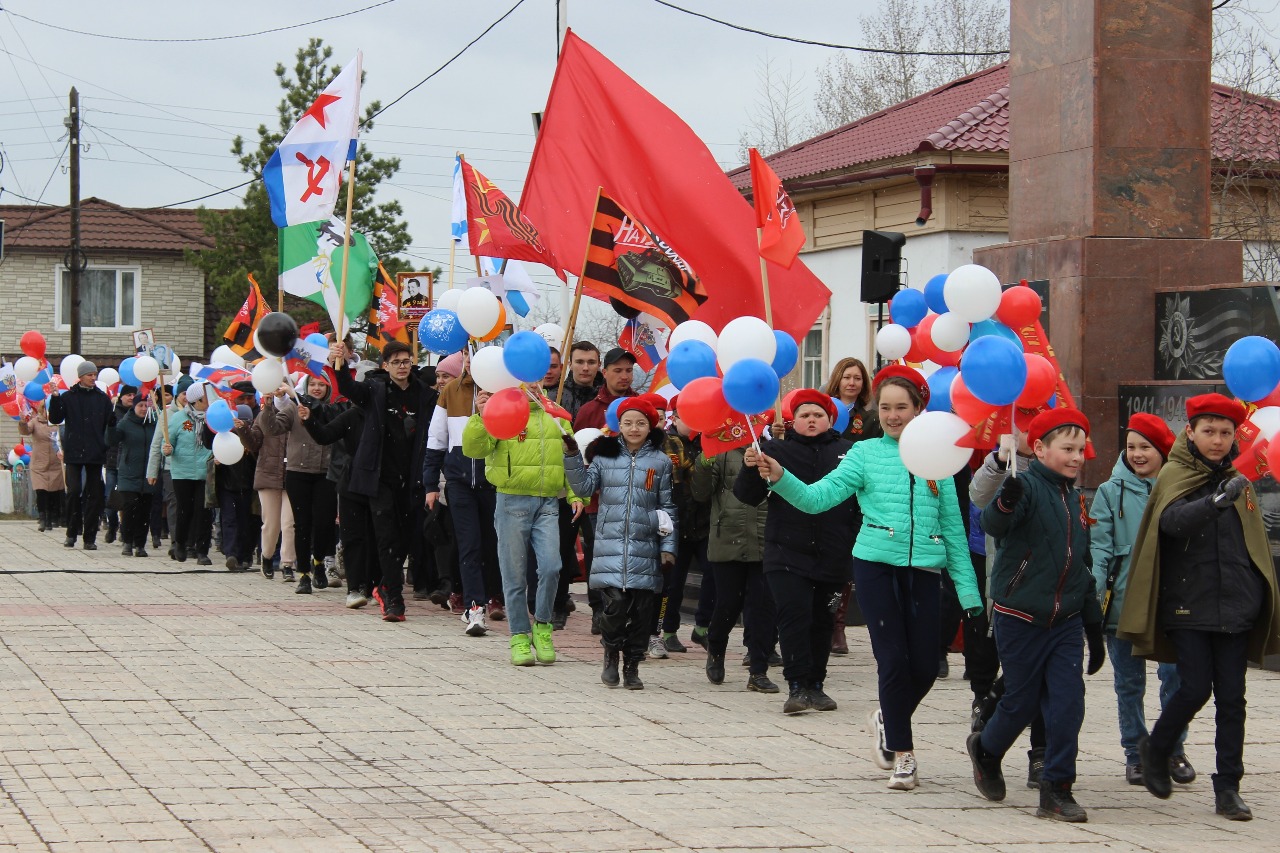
[132,328,155,354]
[398,272,434,321]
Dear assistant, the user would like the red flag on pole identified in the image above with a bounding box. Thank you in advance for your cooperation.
[459,155,567,280]
[749,148,805,269]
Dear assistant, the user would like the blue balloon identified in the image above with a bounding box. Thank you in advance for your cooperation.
[22,381,45,404]
[418,309,469,355]
[926,366,959,412]
[969,319,1024,351]
[667,340,718,389]
[502,330,552,383]
[606,397,624,432]
[722,358,780,416]
[832,398,850,433]
[205,399,235,434]
[119,357,140,387]
[960,336,1028,406]
[924,273,950,315]
[1223,335,1280,402]
[305,333,329,348]
[771,331,799,377]
[19,454,30,466]
[890,288,928,329]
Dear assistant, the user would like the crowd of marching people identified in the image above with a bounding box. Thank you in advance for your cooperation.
[18,337,1280,826]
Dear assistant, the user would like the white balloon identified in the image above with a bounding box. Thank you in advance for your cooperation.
[534,323,566,348]
[717,316,776,371]
[98,368,120,387]
[166,355,182,384]
[1248,405,1280,440]
[899,411,973,479]
[58,354,84,386]
[470,345,520,393]
[15,356,41,383]
[133,355,160,382]
[875,324,912,361]
[457,287,501,337]
[95,380,108,393]
[573,427,603,455]
[943,264,1002,323]
[211,431,245,465]
[436,288,463,312]
[7,450,19,466]
[209,346,245,369]
[931,312,971,353]
[668,320,718,352]
[251,359,285,396]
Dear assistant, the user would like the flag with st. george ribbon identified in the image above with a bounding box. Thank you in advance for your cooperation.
[458,155,567,281]
[223,274,269,359]
[278,216,377,335]
[263,53,362,228]
[582,190,706,331]
[366,264,410,353]
[749,148,805,269]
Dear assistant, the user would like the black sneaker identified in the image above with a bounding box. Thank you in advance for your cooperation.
[551,609,568,631]
[83,541,97,551]
[280,565,295,582]
[808,682,837,712]
[1037,780,1087,823]
[1027,747,1045,789]
[747,673,779,694]
[767,651,783,667]
[412,588,432,601]
[295,573,313,595]
[105,525,117,544]
[966,732,1006,802]
[1138,736,1172,799]
[1215,789,1253,821]
[662,633,687,653]
[689,627,709,650]
[312,564,328,589]
[1169,754,1196,784]
[938,652,949,678]
[261,559,275,580]
[1125,763,1143,785]
[195,553,212,566]
[705,654,725,685]
[151,535,162,549]
[134,547,148,558]
[225,556,239,571]
[122,545,134,557]
[428,582,451,607]
[783,682,812,714]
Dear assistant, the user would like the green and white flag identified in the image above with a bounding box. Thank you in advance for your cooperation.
[278,217,377,334]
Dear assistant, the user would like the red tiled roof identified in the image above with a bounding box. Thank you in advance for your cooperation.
[731,62,1280,187]
[0,197,218,253]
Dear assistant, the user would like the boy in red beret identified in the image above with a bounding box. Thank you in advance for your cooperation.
[1090,413,1194,786]
[1118,393,1280,820]
[967,408,1105,823]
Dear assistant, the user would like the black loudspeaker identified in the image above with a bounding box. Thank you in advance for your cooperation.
[861,230,905,303]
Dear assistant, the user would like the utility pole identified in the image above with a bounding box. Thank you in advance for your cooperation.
[66,87,85,355]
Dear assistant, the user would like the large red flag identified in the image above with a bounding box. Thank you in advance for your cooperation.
[749,148,805,269]
[521,30,829,340]
[459,155,567,281]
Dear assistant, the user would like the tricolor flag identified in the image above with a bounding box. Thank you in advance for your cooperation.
[223,274,269,358]
[618,312,668,373]
[263,53,362,228]
[458,155,567,280]
[285,339,331,378]
[278,217,377,335]
[749,148,805,269]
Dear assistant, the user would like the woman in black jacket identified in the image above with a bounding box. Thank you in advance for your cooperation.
[737,390,858,714]
[106,395,158,557]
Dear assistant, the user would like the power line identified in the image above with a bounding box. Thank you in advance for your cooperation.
[649,0,1010,57]
[0,0,400,43]
[80,121,227,188]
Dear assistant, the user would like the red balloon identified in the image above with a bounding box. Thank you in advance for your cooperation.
[1266,439,1280,475]
[996,285,1042,329]
[11,444,25,457]
[677,376,734,433]
[912,315,944,363]
[952,374,999,425]
[19,330,46,360]
[1016,354,1057,407]
[482,387,531,440]
[1256,378,1280,408]
[780,388,803,421]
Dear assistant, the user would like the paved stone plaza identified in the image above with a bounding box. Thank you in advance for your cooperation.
[0,521,1277,851]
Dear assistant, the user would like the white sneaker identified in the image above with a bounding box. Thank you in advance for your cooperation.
[464,605,488,637]
[345,591,369,609]
[887,752,918,790]
[327,567,342,588]
[868,709,894,770]
[647,636,668,659]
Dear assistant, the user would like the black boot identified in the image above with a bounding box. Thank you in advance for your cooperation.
[783,682,812,714]
[622,659,643,690]
[64,534,76,548]
[601,648,620,688]
[312,560,328,589]
[1215,789,1253,821]
[37,512,47,532]
[105,518,118,544]
[808,681,838,712]
[122,544,133,557]
[747,672,779,693]
[1027,746,1046,789]
[1037,780,1087,823]
[1138,736,1172,799]
[705,654,725,685]
[295,572,313,594]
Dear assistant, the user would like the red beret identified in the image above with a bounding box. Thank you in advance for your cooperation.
[636,392,667,411]
[789,389,838,421]
[1027,407,1091,448]
[617,397,659,429]
[1186,393,1246,428]
[872,364,930,407]
[1126,412,1176,459]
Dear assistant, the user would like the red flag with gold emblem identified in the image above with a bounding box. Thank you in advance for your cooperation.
[459,156,566,281]
[749,148,805,269]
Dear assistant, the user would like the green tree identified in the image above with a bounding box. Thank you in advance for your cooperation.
[192,38,412,349]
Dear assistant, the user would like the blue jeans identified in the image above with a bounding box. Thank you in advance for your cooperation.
[1106,634,1184,764]
[981,612,1085,784]
[447,481,499,608]
[495,493,561,636]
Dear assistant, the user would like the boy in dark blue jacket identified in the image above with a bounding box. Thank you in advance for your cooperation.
[966,408,1105,823]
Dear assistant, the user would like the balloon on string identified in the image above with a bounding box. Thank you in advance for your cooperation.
[503,330,552,383]
[209,345,245,369]
[251,359,285,396]
[436,288,463,312]
[899,411,977,479]
[1017,353,1058,407]
[1223,336,1280,402]
[926,366,960,412]
[960,336,1028,406]
[969,318,1024,351]
[14,356,40,384]
[889,288,928,328]
[418,309,469,355]
[22,381,45,404]
[668,320,718,352]
[832,398,850,433]
[573,427,603,455]
[470,344,520,393]
[605,398,624,432]
[951,373,999,425]
[58,354,84,386]
[118,357,141,387]
[476,300,508,342]
[677,376,734,433]
[19,453,29,466]
[98,367,120,388]
[771,331,799,377]
[19,330,46,360]
[534,323,565,348]
[7,450,19,466]
[256,312,299,358]
[722,358,780,416]
[997,284,1043,328]
[305,333,329,348]
[482,387,530,440]
[457,287,501,337]
[211,431,245,465]
[875,323,912,361]
[667,340,718,389]
[205,399,235,433]
[924,273,950,314]
[133,355,160,383]
[944,264,1003,323]
[930,312,971,353]
[717,317,776,372]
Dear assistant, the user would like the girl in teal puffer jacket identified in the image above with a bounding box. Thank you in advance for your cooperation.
[753,365,981,792]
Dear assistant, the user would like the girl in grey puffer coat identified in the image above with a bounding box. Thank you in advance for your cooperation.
[563,399,676,689]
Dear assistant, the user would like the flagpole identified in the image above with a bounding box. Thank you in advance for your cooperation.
[336,158,357,347]
[556,186,601,407]
[756,227,774,328]
[448,240,457,290]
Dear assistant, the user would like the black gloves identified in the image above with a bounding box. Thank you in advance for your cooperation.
[562,433,579,456]
[965,606,990,639]
[995,475,1024,513]
[1212,474,1249,508]
[1085,621,1105,675]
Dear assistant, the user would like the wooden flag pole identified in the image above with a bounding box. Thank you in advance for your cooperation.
[756,227,774,328]
[556,187,602,407]
[447,240,457,290]
[156,387,169,444]
[335,159,357,367]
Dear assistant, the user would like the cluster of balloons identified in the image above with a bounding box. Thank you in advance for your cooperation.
[1221,336,1280,473]
[7,442,31,468]
[472,331,557,439]
[418,287,507,354]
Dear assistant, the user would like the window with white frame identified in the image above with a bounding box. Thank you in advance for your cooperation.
[802,325,825,389]
[56,266,140,330]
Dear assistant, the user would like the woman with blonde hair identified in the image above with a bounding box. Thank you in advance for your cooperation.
[18,399,65,531]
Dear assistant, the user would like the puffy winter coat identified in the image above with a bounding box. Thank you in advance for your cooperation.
[47,383,114,465]
[17,414,64,492]
[691,447,766,563]
[1090,454,1155,631]
[146,406,210,481]
[573,386,636,432]
[563,431,676,592]
[422,373,489,491]
[770,434,980,611]
[260,391,331,475]
[461,402,579,500]
[103,399,133,470]
[244,409,287,491]
[107,410,158,495]
[734,429,855,584]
